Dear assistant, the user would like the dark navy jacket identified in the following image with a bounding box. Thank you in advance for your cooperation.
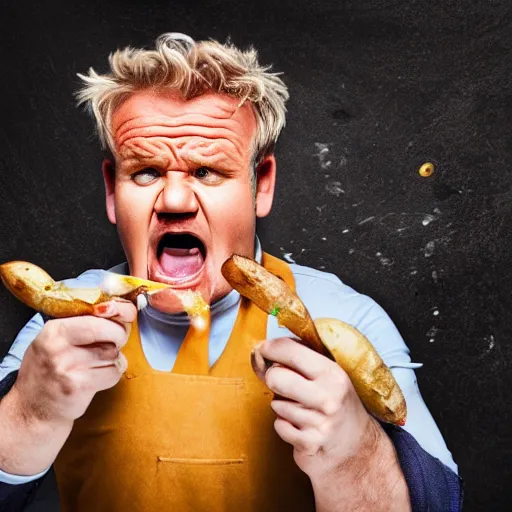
[0,371,463,511]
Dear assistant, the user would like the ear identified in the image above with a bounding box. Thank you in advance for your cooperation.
[101,159,117,224]
[255,155,277,218]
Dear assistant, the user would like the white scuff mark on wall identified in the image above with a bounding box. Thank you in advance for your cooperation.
[325,181,345,196]
[422,214,435,226]
[410,269,418,275]
[423,233,454,257]
[283,253,296,263]
[358,216,375,225]
[314,143,332,169]
[376,209,443,236]
[424,241,435,257]
[433,309,439,316]
[484,334,495,353]
[422,208,441,226]
[349,248,355,254]
[426,326,438,343]
[342,229,350,234]
[281,248,305,264]
[375,251,393,266]
[321,237,327,241]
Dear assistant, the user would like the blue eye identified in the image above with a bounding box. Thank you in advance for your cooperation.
[132,168,160,185]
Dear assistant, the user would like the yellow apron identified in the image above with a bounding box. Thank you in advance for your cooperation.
[54,253,314,511]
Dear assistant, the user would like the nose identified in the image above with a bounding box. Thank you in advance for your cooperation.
[155,171,199,215]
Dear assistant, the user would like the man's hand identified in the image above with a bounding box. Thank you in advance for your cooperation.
[254,337,411,511]
[14,299,134,422]
[0,299,136,476]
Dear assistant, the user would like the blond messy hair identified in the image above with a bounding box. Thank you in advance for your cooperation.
[76,32,289,165]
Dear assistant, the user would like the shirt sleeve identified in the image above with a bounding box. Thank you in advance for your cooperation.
[350,299,458,474]
[0,370,50,498]
[0,314,44,382]
[381,423,463,512]
[290,265,458,473]
[0,269,109,486]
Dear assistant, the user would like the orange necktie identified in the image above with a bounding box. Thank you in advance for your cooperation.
[172,315,211,375]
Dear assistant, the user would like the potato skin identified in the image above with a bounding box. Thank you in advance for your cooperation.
[221,255,331,357]
[0,261,205,321]
[0,261,113,318]
[315,318,407,426]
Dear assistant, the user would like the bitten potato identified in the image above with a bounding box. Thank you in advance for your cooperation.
[0,261,209,328]
[0,261,112,317]
[221,254,407,426]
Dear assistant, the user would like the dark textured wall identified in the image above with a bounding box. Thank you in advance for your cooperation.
[0,1,511,510]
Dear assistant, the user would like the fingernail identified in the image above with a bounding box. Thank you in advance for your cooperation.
[251,347,267,381]
[115,353,128,374]
[96,303,113,315]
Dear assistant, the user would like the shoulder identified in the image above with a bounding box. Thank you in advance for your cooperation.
[287,262,411,362]
[290,262,384,328]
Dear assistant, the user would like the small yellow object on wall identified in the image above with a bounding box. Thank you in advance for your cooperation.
[419,162,435,177]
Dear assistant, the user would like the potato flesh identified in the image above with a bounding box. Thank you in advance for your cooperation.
[0,261,209,327]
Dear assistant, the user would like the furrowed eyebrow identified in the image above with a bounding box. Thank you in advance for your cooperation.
[118,155,168,172]
[184,154,238,176]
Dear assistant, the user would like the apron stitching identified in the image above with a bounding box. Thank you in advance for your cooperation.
[157,456,246,465]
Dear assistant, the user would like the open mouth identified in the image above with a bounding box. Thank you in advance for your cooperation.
[156,233,207,282]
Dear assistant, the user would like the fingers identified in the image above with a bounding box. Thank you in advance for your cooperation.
[47,315,130,350]
[94,299,137,330]
[273,418,321,456]
[250,344,273,382]
[257,337,336,380]
[85,353,128,392]
[271,399,324,429]
[265,364,323,409]
[114,352,128,374]
[71,342,121,369]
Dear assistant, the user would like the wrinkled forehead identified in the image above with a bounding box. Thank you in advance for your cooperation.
[110,89,258,157]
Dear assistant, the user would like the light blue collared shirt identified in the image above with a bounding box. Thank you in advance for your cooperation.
[0,240,457,483]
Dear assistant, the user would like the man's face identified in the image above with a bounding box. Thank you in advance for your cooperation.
[103,89,276,312]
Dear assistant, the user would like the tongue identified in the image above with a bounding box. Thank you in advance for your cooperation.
[159,247,204,279]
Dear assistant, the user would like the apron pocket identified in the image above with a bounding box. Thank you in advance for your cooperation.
[156,455,250,511]
[153,375,251,510]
